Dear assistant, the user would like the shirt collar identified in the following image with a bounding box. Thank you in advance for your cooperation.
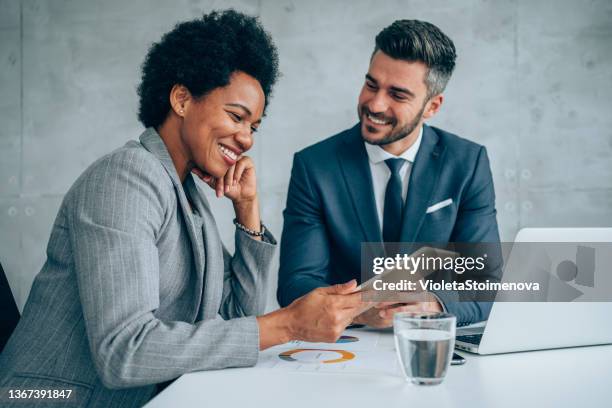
[364,125,423,165]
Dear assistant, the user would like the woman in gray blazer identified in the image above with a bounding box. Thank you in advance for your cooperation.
[0,10,366,408]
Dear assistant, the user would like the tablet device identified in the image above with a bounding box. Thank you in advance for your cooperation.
[356,246,458,306]
[357,246,458,291]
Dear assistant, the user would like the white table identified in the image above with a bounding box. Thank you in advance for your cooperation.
[145,329,612,408]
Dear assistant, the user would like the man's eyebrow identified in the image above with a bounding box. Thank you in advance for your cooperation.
[390,86,415,98]
[365,74,415,98]
[365,74,377,84]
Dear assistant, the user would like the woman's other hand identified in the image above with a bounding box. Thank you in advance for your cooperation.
[192,155,257,203]
[192,157,262,240]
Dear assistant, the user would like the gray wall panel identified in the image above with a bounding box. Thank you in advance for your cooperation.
[0,27,21,196]
[0,196,62,309]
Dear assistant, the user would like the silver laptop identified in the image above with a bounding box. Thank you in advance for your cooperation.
[455,228,612,354]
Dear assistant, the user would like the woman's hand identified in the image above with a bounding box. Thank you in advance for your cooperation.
[257,280,372,349]
[192,157,262,239]
[191,156,257,204]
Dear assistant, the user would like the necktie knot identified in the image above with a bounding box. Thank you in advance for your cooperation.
[385,158,404,175]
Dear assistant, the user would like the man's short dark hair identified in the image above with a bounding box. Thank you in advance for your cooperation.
[137,9,279,129]
[374,20,456,99]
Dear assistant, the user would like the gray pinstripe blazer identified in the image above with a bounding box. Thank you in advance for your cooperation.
[0,128,276,407]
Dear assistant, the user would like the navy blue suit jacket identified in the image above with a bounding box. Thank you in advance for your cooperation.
[278,123,501,325]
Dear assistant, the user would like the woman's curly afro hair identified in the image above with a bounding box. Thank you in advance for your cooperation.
[137,9,279,128]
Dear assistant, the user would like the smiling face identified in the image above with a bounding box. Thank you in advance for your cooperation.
[358,51,440,154]
[178,71,265,178]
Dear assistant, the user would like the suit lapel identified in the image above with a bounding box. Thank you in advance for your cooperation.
[337,125,383,245]
[400,125,446,242]
[186,179,225,320]
[139,128,206,319]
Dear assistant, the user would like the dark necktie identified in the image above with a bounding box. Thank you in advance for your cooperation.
[383,158,405,243]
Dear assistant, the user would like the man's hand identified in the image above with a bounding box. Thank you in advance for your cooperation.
[353,293,443,329]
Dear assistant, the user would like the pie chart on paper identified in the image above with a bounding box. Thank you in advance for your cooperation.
[278,349,356,364]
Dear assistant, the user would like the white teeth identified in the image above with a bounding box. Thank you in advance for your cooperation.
[367,113,390,125]
[218,144,238,161]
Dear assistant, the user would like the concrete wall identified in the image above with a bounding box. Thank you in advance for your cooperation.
[1,0,611,311]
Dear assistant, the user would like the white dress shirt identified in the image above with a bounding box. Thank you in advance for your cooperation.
[364,126,423,233]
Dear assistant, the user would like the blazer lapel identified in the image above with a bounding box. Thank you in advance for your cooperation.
[400,125,446,242]
[337,124,383,245]
[139,128,206,319]
[186,179,225,320]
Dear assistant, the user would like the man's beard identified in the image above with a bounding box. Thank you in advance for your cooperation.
[361,103,426,146]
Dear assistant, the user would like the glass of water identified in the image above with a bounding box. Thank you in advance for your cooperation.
[393,312,456,385]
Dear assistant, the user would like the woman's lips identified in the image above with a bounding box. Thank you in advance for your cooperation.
[218,143,239,165]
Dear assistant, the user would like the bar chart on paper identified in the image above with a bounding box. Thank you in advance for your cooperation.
[256,329,401,376]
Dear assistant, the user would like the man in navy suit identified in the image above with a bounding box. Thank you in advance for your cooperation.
[278,20,502,327]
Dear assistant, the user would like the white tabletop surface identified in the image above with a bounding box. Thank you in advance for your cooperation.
[145,329,612,408]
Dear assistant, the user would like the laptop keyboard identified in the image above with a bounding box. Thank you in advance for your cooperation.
[456,334,483,345]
